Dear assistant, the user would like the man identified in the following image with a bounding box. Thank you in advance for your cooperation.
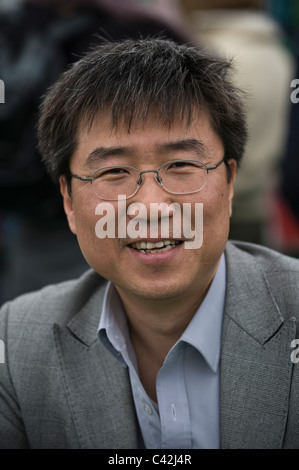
[0,38,299,449]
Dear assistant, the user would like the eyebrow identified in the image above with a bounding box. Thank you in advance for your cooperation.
[83,138,209,169]
[156,138,207,157]
[84,146,133,169]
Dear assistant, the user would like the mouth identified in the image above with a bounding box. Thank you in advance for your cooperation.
[129,240,183,254]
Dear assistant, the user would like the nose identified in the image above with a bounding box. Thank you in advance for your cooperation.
[127,170,176,223]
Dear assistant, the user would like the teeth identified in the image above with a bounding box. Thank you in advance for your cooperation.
[130,240,180,252]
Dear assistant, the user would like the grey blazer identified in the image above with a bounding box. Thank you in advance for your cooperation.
[1,241,299,449]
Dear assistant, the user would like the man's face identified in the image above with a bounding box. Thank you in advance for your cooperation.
[60,111,236,305]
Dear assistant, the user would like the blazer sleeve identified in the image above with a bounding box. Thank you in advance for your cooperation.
[0,302,29,449]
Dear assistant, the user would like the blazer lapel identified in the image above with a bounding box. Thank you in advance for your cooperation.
[220,243,296,449]
[53,283,139,449]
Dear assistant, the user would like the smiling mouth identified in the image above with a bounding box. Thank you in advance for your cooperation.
[129,240,183,254]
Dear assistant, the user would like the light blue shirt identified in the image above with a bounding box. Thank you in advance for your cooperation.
[98,254,226,449]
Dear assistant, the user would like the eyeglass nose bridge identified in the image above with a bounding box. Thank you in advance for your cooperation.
[136,169,163,187]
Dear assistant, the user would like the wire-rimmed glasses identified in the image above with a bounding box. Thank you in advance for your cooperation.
[70,159,225,200]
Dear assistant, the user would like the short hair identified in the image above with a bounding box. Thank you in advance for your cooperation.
[37,38,247,182]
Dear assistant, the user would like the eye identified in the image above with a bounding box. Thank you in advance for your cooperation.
[170,161,191,168]
[104,167,129,175]
[94,167,131,179]
[167,161,201,171]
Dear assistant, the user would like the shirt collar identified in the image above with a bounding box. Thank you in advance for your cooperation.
[98,282,129,367]
[98,254,226,372]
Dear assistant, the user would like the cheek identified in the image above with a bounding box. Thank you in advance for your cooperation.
[200,187,232,236]
[71,200,101,255]
[73,200,122,273]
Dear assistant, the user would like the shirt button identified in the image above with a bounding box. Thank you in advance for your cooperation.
[143,404,152,415]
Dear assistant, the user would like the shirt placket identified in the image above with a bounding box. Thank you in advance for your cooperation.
[156,343,192,449]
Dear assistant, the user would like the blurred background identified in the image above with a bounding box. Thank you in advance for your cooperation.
[0,0,298,306]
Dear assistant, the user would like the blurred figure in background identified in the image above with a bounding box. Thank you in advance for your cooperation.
[0,0,191,305]
[264,0,299,257]
[178,0,295,246]
[267,62,299,258]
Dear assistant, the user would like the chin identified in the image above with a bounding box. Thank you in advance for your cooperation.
[122,279,192,302]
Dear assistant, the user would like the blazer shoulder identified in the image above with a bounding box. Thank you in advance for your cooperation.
[226,240,299,273]
[0,269,106,328]
[226,240,299,320]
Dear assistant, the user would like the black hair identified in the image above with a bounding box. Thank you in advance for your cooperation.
[38,38,247,183]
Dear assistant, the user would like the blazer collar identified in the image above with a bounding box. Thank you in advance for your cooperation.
[224,241,284,345]
[66,271,106,347]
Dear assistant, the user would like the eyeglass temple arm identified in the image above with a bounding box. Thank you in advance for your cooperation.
[70,173,92,182]
[206,159,225,171]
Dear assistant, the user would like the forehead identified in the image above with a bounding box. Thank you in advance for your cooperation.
[72,109,224,168]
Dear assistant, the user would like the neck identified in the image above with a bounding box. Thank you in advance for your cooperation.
[116,279,212,359]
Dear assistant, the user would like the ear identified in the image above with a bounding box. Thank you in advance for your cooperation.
[59,175,77,234]
[227,159,237,218]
